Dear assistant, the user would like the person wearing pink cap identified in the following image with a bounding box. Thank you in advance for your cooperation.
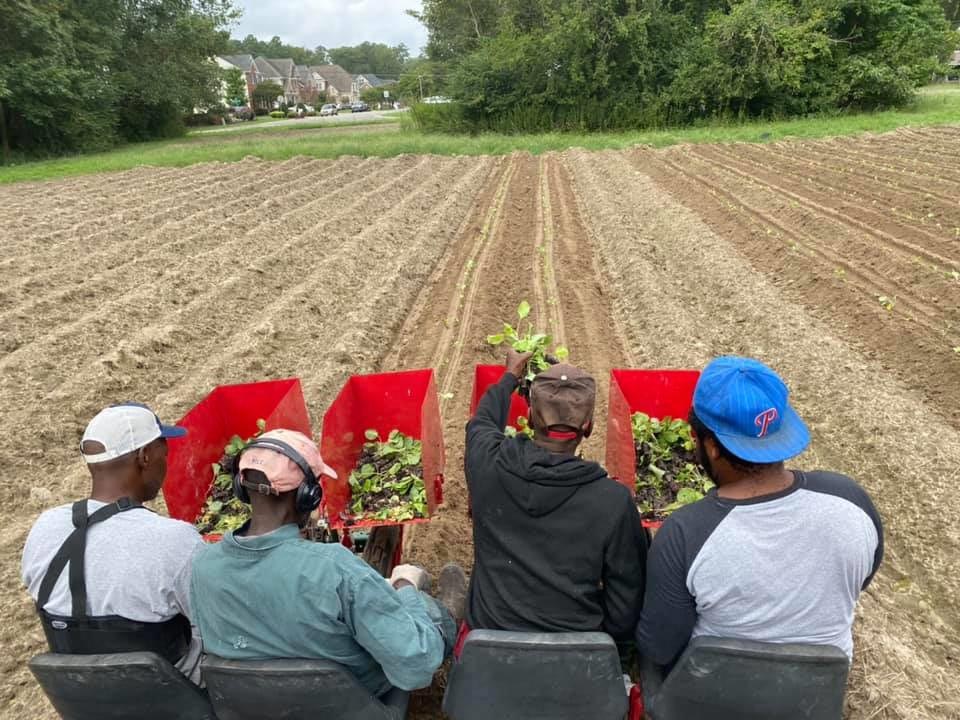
[22,402,203,681]
[189,428,465,697]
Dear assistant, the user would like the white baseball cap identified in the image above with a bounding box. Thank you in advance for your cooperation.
[80,403,187,464]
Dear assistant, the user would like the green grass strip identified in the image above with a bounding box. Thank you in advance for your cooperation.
[2,88,958,184]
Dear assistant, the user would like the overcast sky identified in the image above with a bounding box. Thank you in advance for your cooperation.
[233,1,429,54]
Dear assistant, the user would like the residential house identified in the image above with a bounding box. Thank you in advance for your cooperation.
[295,64,322,106]
[266,58,299,104]
[219,54,256,105]
[353,73,393,102]
[310,64,355,103]
[952,49,960,67]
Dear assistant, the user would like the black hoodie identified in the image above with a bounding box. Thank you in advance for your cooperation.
[464,373,647,640]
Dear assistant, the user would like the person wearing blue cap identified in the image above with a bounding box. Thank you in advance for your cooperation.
[636,357,883,669]
[22,403,204,681]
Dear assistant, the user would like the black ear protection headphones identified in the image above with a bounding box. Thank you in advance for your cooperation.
[232,437,323,515]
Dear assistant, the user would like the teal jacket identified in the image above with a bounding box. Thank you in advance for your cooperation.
[190,524,446,695]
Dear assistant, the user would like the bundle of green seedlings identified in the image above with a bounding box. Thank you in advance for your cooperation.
[195,419,266,535]
[348,429,428,522]
[487,300,569,398]
[632,412,714,520]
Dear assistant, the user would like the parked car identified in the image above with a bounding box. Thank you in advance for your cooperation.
[230,106,256,121]
[320,104,339,117]
[423,96,452,105]
[351,102,370,113]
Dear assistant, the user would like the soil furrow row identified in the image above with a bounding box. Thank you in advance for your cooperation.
[640,150,960,428]
[530,158,550,333]
[538,156,566,345]
[0,159,356,308]
[660,149,959,338]
[689,145,959,270]
[379,159,508,375]
[0,158,454,450]
[762,142,960,211]
[725,144,960,253]
[828,139,960,185]
[436,157,519,402]
[0,157,410,354]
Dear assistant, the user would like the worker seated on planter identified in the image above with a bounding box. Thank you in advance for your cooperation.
[463,349,647,646]
[189,429,466,696]
[636,357,883,668]
[22,403,203,681]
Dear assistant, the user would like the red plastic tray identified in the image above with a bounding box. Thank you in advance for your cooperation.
[470,365,530,431]
[605,369,701,528]
[320,369,444,530]
[163,378,312,525]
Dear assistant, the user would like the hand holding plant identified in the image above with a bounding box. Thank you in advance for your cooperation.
[487,300,569,396]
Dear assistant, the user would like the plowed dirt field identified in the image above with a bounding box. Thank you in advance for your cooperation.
[3,127,959,719]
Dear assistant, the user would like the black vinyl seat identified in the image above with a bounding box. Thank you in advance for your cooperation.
[442,630,628,720]
[29,651,215,720]
[641,636,850,720]
[201,655,409,720]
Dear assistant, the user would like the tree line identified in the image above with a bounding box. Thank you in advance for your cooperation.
[0,2,415,162]
[0,0,238,161]
[409,0,959,133]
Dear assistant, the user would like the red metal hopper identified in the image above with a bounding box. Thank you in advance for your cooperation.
[163,378,312,526]
[320,369,444,530]
[605,369,701,529]
[469,365,530,431]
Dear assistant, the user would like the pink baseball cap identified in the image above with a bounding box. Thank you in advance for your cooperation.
[237,429,337,494]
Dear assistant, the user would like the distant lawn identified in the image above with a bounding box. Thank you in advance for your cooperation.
[2,88,959,184]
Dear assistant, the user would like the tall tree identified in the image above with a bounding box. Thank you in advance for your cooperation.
[328,42,410,76]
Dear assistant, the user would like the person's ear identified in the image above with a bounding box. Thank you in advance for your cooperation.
[136,447,148,468]
[582,420,593,439]
[704,436,722,462]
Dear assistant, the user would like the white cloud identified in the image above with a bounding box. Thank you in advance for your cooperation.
[233,0,429,54]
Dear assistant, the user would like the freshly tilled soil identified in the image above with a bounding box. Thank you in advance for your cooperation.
[2,128,959,719]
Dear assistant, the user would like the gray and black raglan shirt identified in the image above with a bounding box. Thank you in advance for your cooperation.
[636,471,882,666]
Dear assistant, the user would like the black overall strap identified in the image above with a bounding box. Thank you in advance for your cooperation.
[36,498,141,617]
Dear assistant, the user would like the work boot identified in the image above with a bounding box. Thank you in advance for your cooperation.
[437,563,468,622]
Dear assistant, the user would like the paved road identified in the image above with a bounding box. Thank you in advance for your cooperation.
[190,110,403,135]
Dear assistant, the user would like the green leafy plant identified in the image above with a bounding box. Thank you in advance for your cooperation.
[487,300,569,385]
[195,419,267,534]
[632,413,713,520]
[503,415,534,439]
[349,429,428,522]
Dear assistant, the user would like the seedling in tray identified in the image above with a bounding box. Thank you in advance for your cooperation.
[348,429,428,522]
[195,419,266,535]
[487,300,569,397]
[633,412,713,520]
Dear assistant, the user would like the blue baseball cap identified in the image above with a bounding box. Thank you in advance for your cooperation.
[692,357,809,463]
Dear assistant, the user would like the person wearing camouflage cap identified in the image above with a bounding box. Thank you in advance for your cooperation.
[462,348,646,645]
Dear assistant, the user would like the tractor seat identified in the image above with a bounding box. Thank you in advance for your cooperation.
[201,655,409,720]
[29,651,214,720]
[443,630,629,720]
[641,636,850,720]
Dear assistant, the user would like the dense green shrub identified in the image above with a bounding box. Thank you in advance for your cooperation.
[415,0,958,134]
[269,110,286,119]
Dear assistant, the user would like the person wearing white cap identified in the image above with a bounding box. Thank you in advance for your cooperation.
[21,402,204,682]
[190,428,466,697]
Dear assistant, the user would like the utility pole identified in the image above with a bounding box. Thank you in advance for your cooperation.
[418,75,424,102]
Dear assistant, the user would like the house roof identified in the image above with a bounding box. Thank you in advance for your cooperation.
[294,64,312,83]
[267,59,295,78]
[221,54,254,71]
[309,64,354,93]
[357,74,392,88]
[254,57,281,79]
